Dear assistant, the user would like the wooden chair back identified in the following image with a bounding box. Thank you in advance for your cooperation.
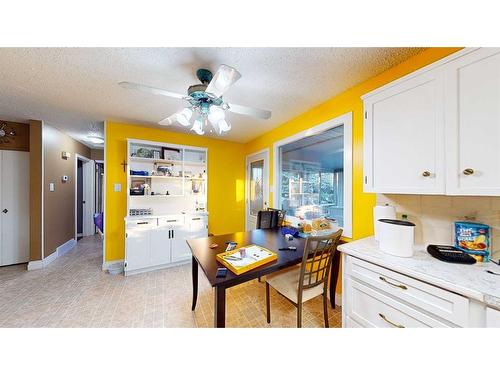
[298,229,343,293]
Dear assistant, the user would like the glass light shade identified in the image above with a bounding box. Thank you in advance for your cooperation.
[217,119,231,132]
[88,135,104,144]
[191,117,204,135]
[177,107,193,126]
[207,106,225,125]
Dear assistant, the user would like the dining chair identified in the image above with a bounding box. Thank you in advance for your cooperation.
[265,229,343,328]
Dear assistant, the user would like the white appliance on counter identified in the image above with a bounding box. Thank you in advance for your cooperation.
[378,219,415,258]
[124,138,209,276]
[373,204,396,241]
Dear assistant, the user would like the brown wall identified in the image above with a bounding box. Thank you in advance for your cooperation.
[0,120,30,151]
[43,125,90,256]
[90,148,104,160]
[29,120,43,261]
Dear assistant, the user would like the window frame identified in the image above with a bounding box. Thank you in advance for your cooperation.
[272,112,352,238]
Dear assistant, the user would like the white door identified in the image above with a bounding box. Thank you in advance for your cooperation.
[170,226,191,263]
[0,150,30,266]
[445,48,500,195]
[82,159,95,236]
[246,150,269,230]
[150,225,171,265]
[364,70,446,194]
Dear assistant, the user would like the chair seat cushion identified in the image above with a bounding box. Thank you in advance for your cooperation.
[266,265,325,304]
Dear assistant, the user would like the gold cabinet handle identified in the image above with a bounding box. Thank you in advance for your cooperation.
[378,313,405,328]
[379,276,408,290]
[422,171,431,177]
[463,168,474,176]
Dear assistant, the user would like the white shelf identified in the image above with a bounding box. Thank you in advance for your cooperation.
[130,175,183,180]
[130,156,206,167]
[130,194,184,198]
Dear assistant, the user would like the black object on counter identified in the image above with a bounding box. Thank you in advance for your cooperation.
[427,244,477,264]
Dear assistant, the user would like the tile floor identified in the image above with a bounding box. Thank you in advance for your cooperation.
[0,236,341,328]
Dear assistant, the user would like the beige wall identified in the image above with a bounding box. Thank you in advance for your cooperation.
[43,125,90,256]
[377,194,500,259]
[90,148,103,160]
[29,120,43,261]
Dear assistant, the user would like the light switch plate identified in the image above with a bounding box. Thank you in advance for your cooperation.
[49,182,55,192]
[114,183,121,192]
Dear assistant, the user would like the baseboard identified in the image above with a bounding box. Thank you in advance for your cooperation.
[102,260,124,272]
[27,238,76,270]
[57,238,77,257]
[124,259,190,276]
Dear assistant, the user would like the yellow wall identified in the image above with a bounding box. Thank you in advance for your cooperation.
[104,122,246,262]
[244,47,462,242]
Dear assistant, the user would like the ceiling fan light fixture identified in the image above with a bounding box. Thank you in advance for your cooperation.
[88,135,104,144]
[177,107,193,126]
[207,105,225,125]
[217,119,231,133]
[191,117,204,135]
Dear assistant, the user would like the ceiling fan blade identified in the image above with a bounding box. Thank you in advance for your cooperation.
[158,114,177,126]
[205,65,241,98]
[119,81,186,100]
[227,103,272,120]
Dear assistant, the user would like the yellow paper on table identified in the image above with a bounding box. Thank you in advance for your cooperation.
[216,244,277,275]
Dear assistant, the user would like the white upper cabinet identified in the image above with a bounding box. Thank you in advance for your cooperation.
[363,70,445,194]
[363,48,500,196]
[444,48,500,195]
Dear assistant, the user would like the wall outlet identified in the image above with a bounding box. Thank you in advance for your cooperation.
[114,183,122,192]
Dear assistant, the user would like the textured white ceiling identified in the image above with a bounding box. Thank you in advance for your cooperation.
[0,47,425,146]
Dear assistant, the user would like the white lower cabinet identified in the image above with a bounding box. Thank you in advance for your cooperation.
[341,255,496,328]
[125,214,208,275]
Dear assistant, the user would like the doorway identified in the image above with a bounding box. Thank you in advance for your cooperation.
[245,149,269,230]
[75,154,95,240]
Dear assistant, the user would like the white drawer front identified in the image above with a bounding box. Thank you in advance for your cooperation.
[486,307,500,328]
[346,278,452,328]
[346,256,469,326]
[126,218,157,229]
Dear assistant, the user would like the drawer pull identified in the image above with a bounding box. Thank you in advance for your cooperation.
[379,276,408,290]
[378,313,405,328]
[137,222,149,225]
[463,168,474,176]
[422,171,431,177]
[167,220,177,223]
[192,218,201,221]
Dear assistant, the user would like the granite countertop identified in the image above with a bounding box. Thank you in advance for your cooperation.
[124,211,208,221]
[338,236,500,308]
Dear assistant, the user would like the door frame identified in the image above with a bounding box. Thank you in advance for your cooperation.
[74,153,95,239]
[245,148,270,231]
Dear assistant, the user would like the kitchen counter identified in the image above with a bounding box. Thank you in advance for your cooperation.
[125,212,208,221]
[338,236,500,308]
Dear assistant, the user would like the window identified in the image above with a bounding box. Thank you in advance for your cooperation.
[274,113,352,237]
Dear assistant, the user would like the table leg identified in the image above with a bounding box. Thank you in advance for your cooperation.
[191,256,198,311]
[214,285,226,328]
[330,249,341,309]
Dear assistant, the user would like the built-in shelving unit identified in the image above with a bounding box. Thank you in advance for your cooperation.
[126,139,208,214]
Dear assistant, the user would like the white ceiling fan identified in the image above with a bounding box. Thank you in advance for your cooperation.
[119,65,271,135]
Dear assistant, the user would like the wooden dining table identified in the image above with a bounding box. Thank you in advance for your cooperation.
[187,228,342,328]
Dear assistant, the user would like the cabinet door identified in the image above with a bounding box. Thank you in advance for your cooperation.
[188,217,208,239]
[170,226,192,263]
[125,227,151,272]
[150,225,171,266]
[364,70,445,194]
[445,48,500,195]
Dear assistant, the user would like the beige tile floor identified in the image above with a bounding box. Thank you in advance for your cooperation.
[0,235,341,328]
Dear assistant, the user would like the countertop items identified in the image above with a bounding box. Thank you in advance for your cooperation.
[338,236,500,308]
[124,211,209,221]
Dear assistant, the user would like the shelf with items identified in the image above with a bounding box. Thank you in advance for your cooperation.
[126,139,208,216]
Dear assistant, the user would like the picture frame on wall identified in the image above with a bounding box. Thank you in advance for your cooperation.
[162,147,181,161]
